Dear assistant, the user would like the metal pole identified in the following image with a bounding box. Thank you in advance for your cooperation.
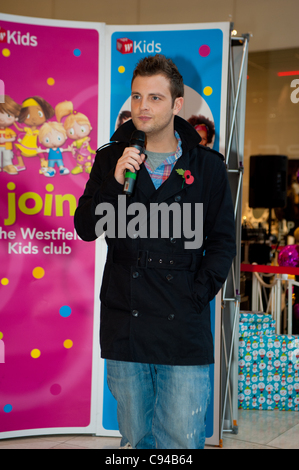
[221,300,240,438]
[226,37,249,165]
[234,171,243,219]
[221,322,234,430]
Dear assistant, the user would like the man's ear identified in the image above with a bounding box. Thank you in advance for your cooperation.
[173,97,184,115]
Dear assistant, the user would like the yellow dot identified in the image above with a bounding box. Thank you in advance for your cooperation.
[32,267,45,279]
[203,86,213,96]
[47,77,55,86]
[2,49,11,57]
[118,66,125,74]
[7,182,16,190]
[45,184,54,192]
[63,339,73,349]
[1,278,9,286]
[31,349,41,359]
[0,332,3,340]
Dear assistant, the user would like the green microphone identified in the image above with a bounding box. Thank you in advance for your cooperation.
[123,130,145,196]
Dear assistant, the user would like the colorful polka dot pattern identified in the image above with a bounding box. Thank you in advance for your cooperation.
[0,20,98,434]
[1,266,77,420]
[199,45,213,96]
[117,42,214,98]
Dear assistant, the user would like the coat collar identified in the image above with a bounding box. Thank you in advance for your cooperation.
[111,116,201,203]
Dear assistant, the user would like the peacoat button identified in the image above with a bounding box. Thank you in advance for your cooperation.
[168,313,175,321]
[132,272,139,278]
[132,310,139,317]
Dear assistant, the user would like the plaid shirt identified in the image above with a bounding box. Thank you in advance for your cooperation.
[144,131,182,189]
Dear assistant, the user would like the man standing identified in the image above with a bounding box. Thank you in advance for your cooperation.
[74,55,236,449]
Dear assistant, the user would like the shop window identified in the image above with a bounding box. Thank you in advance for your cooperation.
[243,47,299,245]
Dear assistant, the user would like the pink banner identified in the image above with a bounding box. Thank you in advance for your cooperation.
[0,18,99,432]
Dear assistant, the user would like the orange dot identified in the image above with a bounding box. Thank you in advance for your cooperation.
[2,49,10,57]
[63,339,73,349]
[32,267,45,279]
[204,86,213,96]
[31,349,41,358]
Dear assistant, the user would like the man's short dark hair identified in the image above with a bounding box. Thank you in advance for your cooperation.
[131,54,184,106]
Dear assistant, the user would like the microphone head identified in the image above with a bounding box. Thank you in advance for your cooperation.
[130,130,146,149]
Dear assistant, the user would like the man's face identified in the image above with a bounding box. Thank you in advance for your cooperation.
[131,74,183,139]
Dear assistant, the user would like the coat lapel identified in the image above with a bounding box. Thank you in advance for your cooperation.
[135,152,195,204]
[135,163,156,201]
[153,152,194,203]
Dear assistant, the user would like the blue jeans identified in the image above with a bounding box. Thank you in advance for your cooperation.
[106,360,211,449]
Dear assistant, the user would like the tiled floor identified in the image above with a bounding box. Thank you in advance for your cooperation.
[221,409,299,449]
[0,410,298,449]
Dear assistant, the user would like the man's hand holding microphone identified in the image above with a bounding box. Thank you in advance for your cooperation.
[114,130,146,196]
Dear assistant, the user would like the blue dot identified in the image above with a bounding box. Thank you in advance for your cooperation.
[4,404,12,413]
[73,49,81,57]
[59,306,72,318]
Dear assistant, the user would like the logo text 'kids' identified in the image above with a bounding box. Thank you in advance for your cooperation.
[0,26,37,47]
[117,37,162,55]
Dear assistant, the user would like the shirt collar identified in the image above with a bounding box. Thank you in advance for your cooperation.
[165,131,182,165]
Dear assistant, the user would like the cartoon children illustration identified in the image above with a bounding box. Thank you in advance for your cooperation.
[55,100,95,175]
[187,114,215,147]
[14,96,55,172]
[0,95,21,175]
[38,121,72,177]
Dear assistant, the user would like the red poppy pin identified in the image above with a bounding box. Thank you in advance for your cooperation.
[176,168,194,187]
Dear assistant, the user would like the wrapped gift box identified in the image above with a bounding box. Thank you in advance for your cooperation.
[238,334,299,411]
[239,311,276,338]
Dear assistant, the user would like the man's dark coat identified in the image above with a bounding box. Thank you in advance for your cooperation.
[74,116,236,366]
